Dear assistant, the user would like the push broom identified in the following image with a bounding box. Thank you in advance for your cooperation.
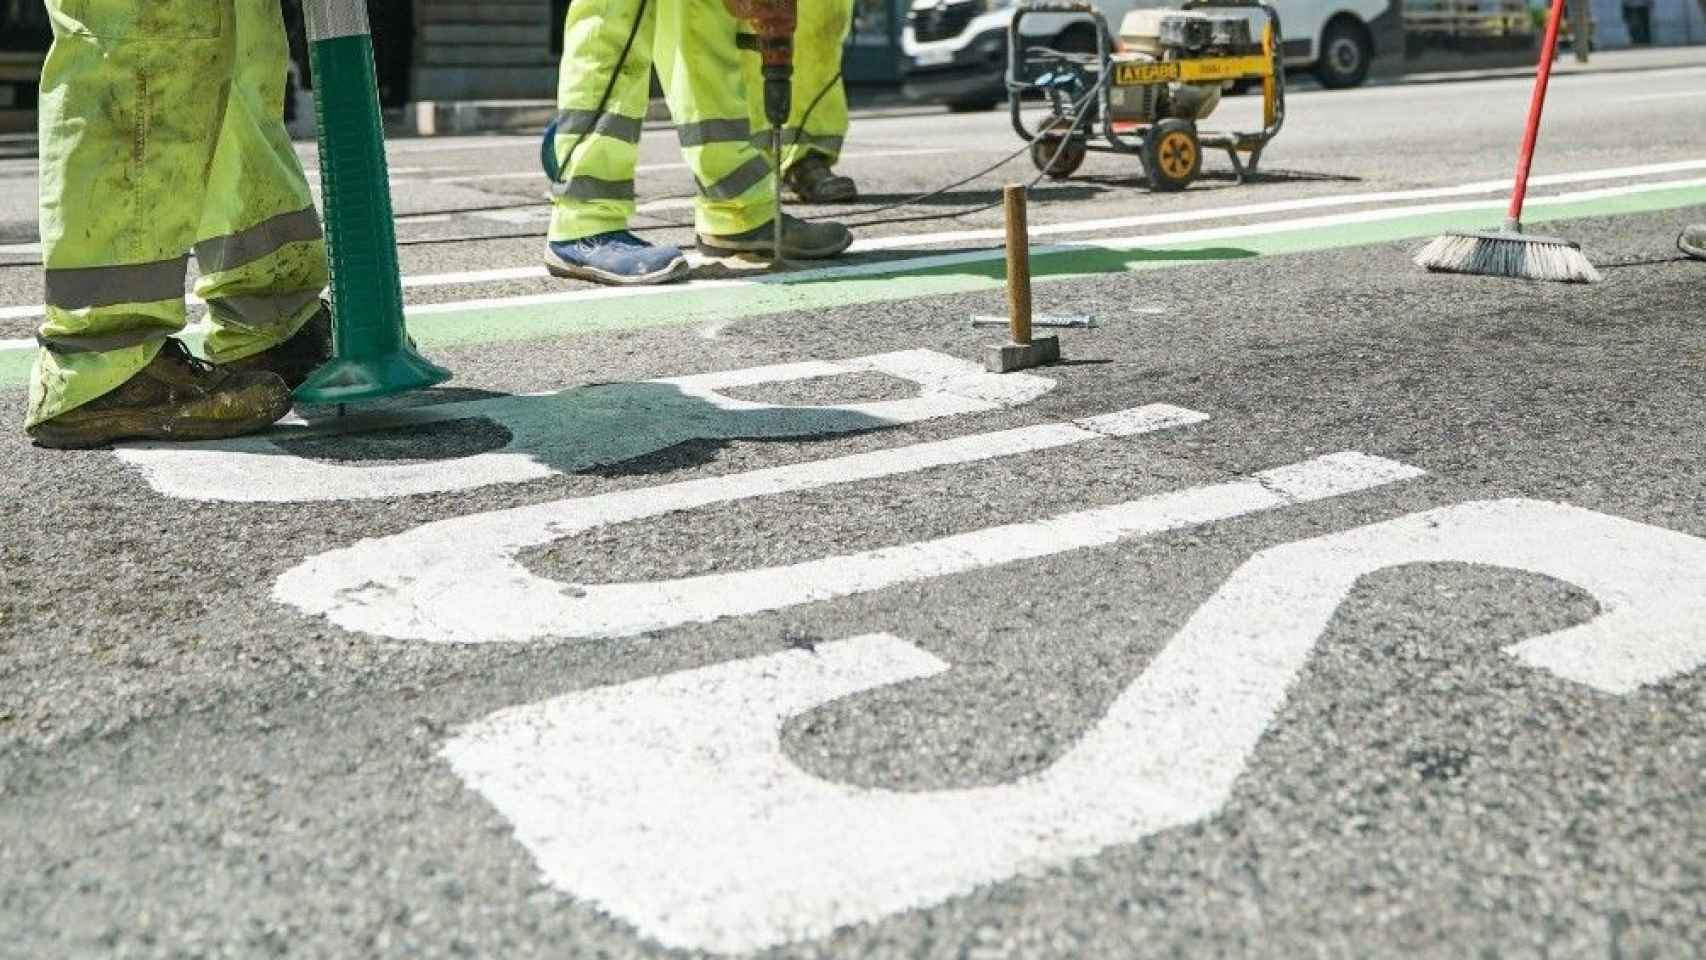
[1414,0,1600,283]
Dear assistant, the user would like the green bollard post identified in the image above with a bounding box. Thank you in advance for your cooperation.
[294,0,451,406]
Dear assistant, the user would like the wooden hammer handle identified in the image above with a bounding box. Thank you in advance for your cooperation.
[1003,184,1032,345]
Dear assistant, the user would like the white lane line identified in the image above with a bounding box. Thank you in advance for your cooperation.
[639,197,698,213]
[850,158,1706,251]
[119,349,1058,503]
[0,337,32,351]
[304,166,426,178]
[447,497,1706,954]
[284,448,1415,646]
[5,165,1705,339]
[0,242,41,256]
[1622,90,1706,102]
[428,148,960,184]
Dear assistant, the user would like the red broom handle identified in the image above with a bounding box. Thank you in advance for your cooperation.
[1509,0,1568,229]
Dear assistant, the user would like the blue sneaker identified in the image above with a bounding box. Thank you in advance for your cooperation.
[545,231,690,286]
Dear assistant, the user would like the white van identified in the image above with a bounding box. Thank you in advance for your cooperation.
[901,0,1401,109]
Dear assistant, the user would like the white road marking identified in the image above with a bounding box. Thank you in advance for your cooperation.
[304,166,426,179]
[445,498,1706,953]
[0,242,40,256]
[426,149,959,184]
[4,166,1704,337]
[638,197,699,213]
[119,349,1055,503]
[850,159,1706,251]
[1622,90,1706,102]
[277,448,1411,644]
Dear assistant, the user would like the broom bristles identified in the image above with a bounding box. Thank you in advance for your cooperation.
[1415,232,1601,283]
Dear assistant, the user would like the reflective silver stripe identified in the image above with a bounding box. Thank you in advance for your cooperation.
[44,256,189,311]
[549,176,637,202]
[677,118,753,147]
[753,128,845,155]
[556,110,643,144]
[36,327,174,355]
[204,289,323,332]
[194,208,323,276]
[304,0,369,40]
[697,155,773,201]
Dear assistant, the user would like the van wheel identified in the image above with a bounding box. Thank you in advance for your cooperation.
[1313,18,1372,89]
[946,99,1001,113]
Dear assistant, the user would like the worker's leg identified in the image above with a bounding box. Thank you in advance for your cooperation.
[656,0,775,238]
[547,0,658,242]
[28,0,287,439]
[195,0,329,367]
[544,0,687,285]
[779,0,853,171]
[740,0,856,202]
[677,0,851,258]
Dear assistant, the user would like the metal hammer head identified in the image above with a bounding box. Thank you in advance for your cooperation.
[984,335,1060,373]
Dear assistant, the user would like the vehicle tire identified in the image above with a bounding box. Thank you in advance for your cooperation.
[1313,17,1372,89]
[946,99,1002,113]
[1144,119,1200,192]
[1225,78,1261,95]
[1031,135,1087,179]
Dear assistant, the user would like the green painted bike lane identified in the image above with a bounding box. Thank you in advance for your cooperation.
[2,182,1702,391]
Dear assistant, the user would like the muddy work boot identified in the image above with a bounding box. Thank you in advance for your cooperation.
[1680,224,1706,261]
[221,300,333,389]
[784,153,858,204]
[27,339,292,449]
[697,214,854,261]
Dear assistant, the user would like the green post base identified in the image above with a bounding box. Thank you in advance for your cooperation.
[298,21,451,406]
[294,344,451,406]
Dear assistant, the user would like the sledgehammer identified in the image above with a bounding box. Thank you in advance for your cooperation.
[985,185,1061,374]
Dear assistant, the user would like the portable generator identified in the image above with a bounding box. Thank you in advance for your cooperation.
[1007,0,1285,192]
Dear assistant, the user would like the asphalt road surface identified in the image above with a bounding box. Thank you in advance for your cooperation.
[2,49,1705,959]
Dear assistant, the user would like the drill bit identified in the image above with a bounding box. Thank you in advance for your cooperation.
[771,126,784,267]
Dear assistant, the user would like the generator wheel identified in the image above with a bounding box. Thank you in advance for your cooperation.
[1144,119,1201,192]
[1030,135,1086,179]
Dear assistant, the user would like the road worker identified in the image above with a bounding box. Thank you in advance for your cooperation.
[754,0,860,203]
[546,0,854,286]
[26,0,333,449]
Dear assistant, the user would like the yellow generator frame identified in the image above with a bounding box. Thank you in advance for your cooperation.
[1008,0,1286,191]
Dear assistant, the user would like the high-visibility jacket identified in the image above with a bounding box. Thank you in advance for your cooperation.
[549,0,778,243]
[29,0,329,428]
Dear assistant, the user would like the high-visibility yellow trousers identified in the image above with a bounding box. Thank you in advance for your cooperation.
[549,0,777,243]
[749,0,854,171]
[28,0,329,429]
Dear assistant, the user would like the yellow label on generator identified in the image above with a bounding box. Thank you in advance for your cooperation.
[1112,55,1270,86]
[1112,61,1180,85]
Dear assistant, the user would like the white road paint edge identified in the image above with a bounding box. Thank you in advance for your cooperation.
[275,446,1416,644]
[427,148,959,184]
